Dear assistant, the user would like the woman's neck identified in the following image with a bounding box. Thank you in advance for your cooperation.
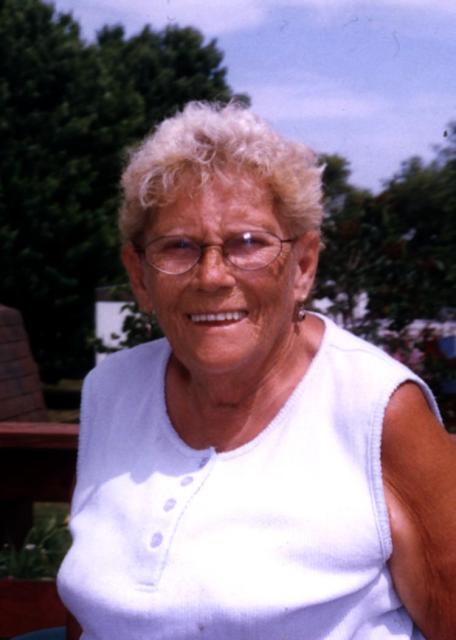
[165,314,325,452]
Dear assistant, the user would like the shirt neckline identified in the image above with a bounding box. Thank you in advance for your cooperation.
[157,312,333,459]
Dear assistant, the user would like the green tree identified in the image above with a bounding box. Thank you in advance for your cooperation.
[314,144,455,424]
[366,141,456,422]
[366,154,454,329]
[0,0,241,380]
[314,154,377,332]
[96,24,247,136]
[316,146,455,336]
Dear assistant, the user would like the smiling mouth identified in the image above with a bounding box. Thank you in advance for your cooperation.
[189,311,248,323]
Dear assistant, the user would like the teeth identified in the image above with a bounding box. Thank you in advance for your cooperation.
[190,311,247,323]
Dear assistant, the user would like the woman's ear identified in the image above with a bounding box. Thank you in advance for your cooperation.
[121,243,154,314]
[293,231,320,302]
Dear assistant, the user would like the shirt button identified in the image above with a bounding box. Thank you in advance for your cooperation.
[199,456,210,468]
[163,498,176,512]
[150,532,163,548]
[181,476,194,486]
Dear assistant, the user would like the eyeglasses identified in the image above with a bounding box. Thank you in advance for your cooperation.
[136,230,296,275]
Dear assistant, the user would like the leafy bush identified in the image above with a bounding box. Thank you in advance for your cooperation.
[0,516,71,579]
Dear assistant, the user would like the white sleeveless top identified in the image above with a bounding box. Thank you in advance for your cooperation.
[58,315,437,639]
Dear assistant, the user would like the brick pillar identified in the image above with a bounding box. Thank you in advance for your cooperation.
[0,305,47,422]
[0,305,47,546]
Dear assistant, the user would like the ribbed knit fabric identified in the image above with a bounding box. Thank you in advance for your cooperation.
[58,315,438,639]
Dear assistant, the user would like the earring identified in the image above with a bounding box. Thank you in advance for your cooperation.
[294,301,307,322]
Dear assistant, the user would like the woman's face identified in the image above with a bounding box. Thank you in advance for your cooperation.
[123,173,319,377]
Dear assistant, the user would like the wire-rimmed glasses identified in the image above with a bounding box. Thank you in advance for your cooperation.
[135,230,296,275]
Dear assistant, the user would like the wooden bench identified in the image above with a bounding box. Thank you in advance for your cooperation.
[0,304,79,547]
[0,421,79,638]
[0,421,79,546]
[0,305,79,637]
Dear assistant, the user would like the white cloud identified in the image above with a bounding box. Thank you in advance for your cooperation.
[271,0,456,13]
[53,0,266,36]
[388,0,455,8]
[102,0,265,33]
[52,0,456,41]
[49,0,455,192]
[248,76,388,123]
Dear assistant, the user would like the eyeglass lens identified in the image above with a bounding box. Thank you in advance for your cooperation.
[143,231,284,274]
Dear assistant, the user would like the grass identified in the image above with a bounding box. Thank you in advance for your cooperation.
[0,503,71,580]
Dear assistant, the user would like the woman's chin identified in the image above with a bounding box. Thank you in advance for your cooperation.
[175,343,259,378]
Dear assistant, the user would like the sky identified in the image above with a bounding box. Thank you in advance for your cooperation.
[49,0,456,192]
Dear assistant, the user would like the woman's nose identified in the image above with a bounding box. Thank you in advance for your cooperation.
[195,246,236,289]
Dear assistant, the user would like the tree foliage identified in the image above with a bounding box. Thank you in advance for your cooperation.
[317,144,455,332]
[315,141,456,425]
[366,154,454,329]
[314,154,377,332]
[0,0,242,380]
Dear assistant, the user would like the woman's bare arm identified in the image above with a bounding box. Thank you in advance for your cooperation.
[382,382,456,640]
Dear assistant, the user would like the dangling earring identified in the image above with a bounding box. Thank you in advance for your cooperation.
[294,301,307,323]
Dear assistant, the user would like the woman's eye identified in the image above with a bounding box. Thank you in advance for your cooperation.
[235,233,268,249]
[162,238,195,252]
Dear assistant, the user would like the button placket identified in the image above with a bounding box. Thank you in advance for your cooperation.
[144,452,214,585]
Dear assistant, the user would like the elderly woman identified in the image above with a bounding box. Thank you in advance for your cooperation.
[58,102,456,640]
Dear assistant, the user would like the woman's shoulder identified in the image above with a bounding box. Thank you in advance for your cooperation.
[316,314,440,416]
[85,337,170,391]
[320,314,412,375]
